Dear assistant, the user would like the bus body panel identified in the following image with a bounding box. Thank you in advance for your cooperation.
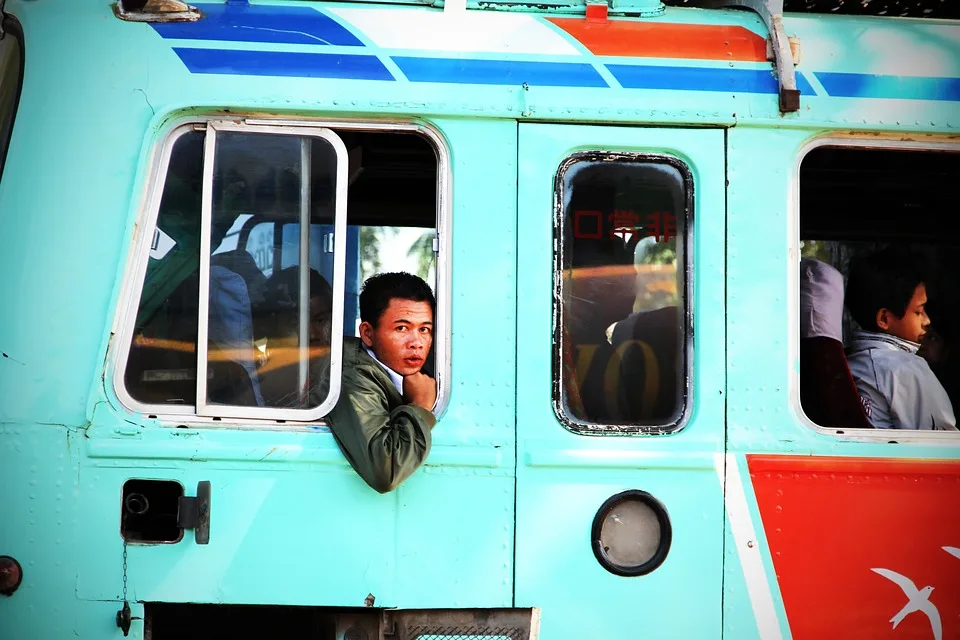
[723,125,960,639]
[515,124,727,639]
[0,1,959,639]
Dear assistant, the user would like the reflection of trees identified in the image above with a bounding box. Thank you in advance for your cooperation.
[360,226,392,281]
[360,226,435,282]
[407,230,436,280]
[634,237,678,310]
[638,241,676,266]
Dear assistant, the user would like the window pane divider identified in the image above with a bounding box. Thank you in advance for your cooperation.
[298,138,311,403]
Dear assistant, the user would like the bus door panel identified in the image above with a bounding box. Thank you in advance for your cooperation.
[515,124,726,639]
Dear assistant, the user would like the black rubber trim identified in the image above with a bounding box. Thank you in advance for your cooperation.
[591,489,672,577]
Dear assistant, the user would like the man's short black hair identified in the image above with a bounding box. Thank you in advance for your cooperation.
[360,272,435,326]
[845,247,926,332]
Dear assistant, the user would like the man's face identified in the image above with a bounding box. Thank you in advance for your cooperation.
[878,282,930,344]
[360,298,434,376]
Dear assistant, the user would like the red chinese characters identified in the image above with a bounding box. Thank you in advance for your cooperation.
[572,210,676,243]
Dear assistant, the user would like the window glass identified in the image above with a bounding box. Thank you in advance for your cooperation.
[121,124,443,422]
[125,130,205,407]
[799,147,959,431]
[0,17,24,182]
[204,131,339,412]
[556,155,690,430]
[124,127,344,416]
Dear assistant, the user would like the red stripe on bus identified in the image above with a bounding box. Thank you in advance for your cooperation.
[547,19,768,62]
[746,454,960,640]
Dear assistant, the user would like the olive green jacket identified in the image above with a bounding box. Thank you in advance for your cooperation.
[313,337,436,493]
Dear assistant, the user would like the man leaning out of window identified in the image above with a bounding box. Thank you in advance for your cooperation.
[311,272,437,492]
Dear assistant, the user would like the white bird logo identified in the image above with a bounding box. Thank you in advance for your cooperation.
[871,568,942,640]
[943,546,960,561]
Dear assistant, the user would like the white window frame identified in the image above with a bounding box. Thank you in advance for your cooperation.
[110,116,451,428]
[197,121,348,421]
[791,135,960,444]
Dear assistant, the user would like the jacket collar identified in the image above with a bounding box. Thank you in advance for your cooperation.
[849,330,920,355]
[362,344,404,395]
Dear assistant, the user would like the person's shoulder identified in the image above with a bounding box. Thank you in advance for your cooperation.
[894,352,938,380]
[339,337,385,384]
[341,336,372,366]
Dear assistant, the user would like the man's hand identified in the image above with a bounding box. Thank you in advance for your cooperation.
[403,372,437,412]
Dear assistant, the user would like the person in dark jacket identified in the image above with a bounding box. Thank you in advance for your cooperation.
[313,272,437,493]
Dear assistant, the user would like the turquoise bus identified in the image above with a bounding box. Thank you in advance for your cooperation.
[1,0,959,638]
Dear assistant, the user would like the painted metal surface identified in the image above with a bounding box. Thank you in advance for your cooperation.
[2,1,957,129]
[721,126,960,639]
[515,124,727,638]
[0,0,958,638]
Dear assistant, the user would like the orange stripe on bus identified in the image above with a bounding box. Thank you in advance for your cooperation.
[547,19,768,62]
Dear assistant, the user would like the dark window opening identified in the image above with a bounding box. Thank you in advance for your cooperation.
[799,146,960,431]
[555,153,691,432]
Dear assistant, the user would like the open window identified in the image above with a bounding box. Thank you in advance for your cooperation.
[117,119,442,424]
[798,143,960,431]
[554,153,692,433]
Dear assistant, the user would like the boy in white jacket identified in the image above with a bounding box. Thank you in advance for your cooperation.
[845,249,955,430]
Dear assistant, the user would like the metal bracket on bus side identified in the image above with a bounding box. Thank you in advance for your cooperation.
[688,0,800,113]
[177,481,211,545]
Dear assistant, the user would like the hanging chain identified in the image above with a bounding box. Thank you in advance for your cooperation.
[121,540,128,602]
[116,540,132,636]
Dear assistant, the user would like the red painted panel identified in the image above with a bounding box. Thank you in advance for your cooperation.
[748,455,960,640]
[547,19,768,62]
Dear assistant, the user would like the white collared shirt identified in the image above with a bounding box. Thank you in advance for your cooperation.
[363,345,404,395]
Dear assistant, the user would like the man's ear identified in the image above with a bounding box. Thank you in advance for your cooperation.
[876,308,892,331]
[359,321,375,348]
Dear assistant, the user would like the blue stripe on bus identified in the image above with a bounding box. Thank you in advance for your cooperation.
[393,57,609,88]
[154,3,364,47]
[814,72,960,102]
[173,48,394,81]
[607,64,814,95]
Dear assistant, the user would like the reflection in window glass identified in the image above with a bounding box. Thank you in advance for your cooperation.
[207,132,337,410]
[122,125,443,420]
[124,129,340,413]
[125,131,205,407]
[556,155,689,429]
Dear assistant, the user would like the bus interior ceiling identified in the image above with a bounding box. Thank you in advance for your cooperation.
[224,129,438,230]
[340,130,438,229]
[799,147,960,413]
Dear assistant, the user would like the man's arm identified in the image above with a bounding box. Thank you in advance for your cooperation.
[326,367,436,493]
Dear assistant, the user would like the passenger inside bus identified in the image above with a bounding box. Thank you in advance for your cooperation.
[310,272,437,493]
[798,147,960,432]
[844,248,956,430]
[798,258,872,429]
[257,266,333,408]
